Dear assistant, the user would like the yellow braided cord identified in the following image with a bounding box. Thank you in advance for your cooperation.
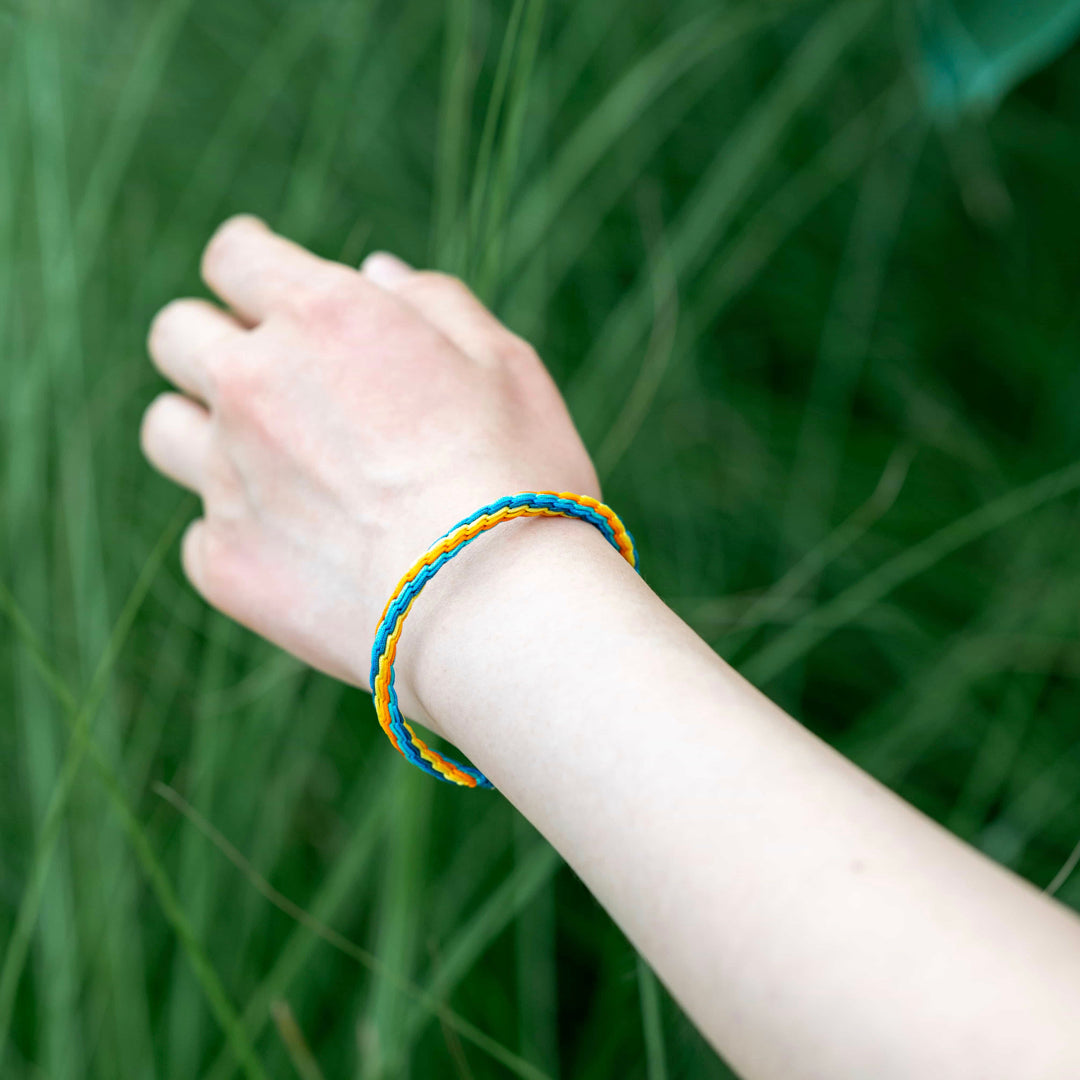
[370,492,640,788]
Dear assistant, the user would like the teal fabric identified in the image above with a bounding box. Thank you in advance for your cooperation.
[917,0,1080,118]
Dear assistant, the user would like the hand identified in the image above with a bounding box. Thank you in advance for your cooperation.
[140,215,599,717]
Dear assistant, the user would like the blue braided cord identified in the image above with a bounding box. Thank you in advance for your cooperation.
[370,531,498,786]
[370,495,636,704]
[370,493,639,788]
[438,493,625,555]
[370,494,636,669]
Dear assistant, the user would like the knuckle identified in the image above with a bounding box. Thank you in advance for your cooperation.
[286,285,335,325]
[210,350,261,412]
[286,272,363,328]
[494,334,540,370]
[209,345,282,446]
[202,449,241,502]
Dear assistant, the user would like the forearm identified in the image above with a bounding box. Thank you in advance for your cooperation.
[404,516,1080,1080]
[142,218,1080,1079]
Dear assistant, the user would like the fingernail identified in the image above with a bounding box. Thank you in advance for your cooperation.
[362,251,413,288]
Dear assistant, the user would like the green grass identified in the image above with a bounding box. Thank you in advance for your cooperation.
[2,0,1080,1076]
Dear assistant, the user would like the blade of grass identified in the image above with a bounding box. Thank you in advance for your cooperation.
[224,675,342,986]
[778,118,926,574]
[203,771,394,1080]
[278,0,377,240]
[939,116,1014,229]
[400,841,562,1051]
[726,443,916,656]
[466,0,528,265]
[122,599,202,795]
[501,5,785,289]
[533,0,825,147]
[318,0,445,260]
[636,955,668,1080]
[358,767,431,1080]
[841,521,1080,783]
[531,0,624,123]
[166,615,242,1080]
[595,184,678,479]
[0,21,22,349]
[0,502,190,1054]
[685,79,917,349]
[982,741,1080,874]
[427,803,514,944]
[473,0,545,298]
[91,749,270,1080]
[32,2,166,1055]
[743,459,1080,686]
[867,349,1001,475]
[139,2,334,300]
[20,18,85,1076]
[271,1001,327,1080]
[503,10,800,340]
[948,706,1030,839]
[851,602,1048,783]
[432,0,475,273]
[0,536,268,1080]
[569,0,883,437]
[1046,837,1080,896]
[199,652,307,714]
[155,782,553,1080]
[73,0,197,284]
[513,816,559,1076]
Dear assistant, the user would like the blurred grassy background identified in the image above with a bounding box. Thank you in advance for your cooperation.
[3,0,1080,1077]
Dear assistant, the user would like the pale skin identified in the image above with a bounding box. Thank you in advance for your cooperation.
[141,215,1080,1080]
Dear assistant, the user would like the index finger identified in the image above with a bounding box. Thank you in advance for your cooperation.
[200,214,356,323]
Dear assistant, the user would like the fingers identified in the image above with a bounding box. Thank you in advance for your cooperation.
[362,252,525,368]
[180,517,209,597]
[202,214,358,324]
[148,298,244,402]
[179,518,268,649]
[140,392,213,493]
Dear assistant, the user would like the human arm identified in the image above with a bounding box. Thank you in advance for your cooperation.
[141,216,1080,1080]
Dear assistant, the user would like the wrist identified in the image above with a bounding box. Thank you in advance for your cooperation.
[388,512,628,742]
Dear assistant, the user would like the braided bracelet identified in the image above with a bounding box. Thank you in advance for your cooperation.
[370,492,640,789]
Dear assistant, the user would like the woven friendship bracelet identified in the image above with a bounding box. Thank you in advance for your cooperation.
[370,492,641,789]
